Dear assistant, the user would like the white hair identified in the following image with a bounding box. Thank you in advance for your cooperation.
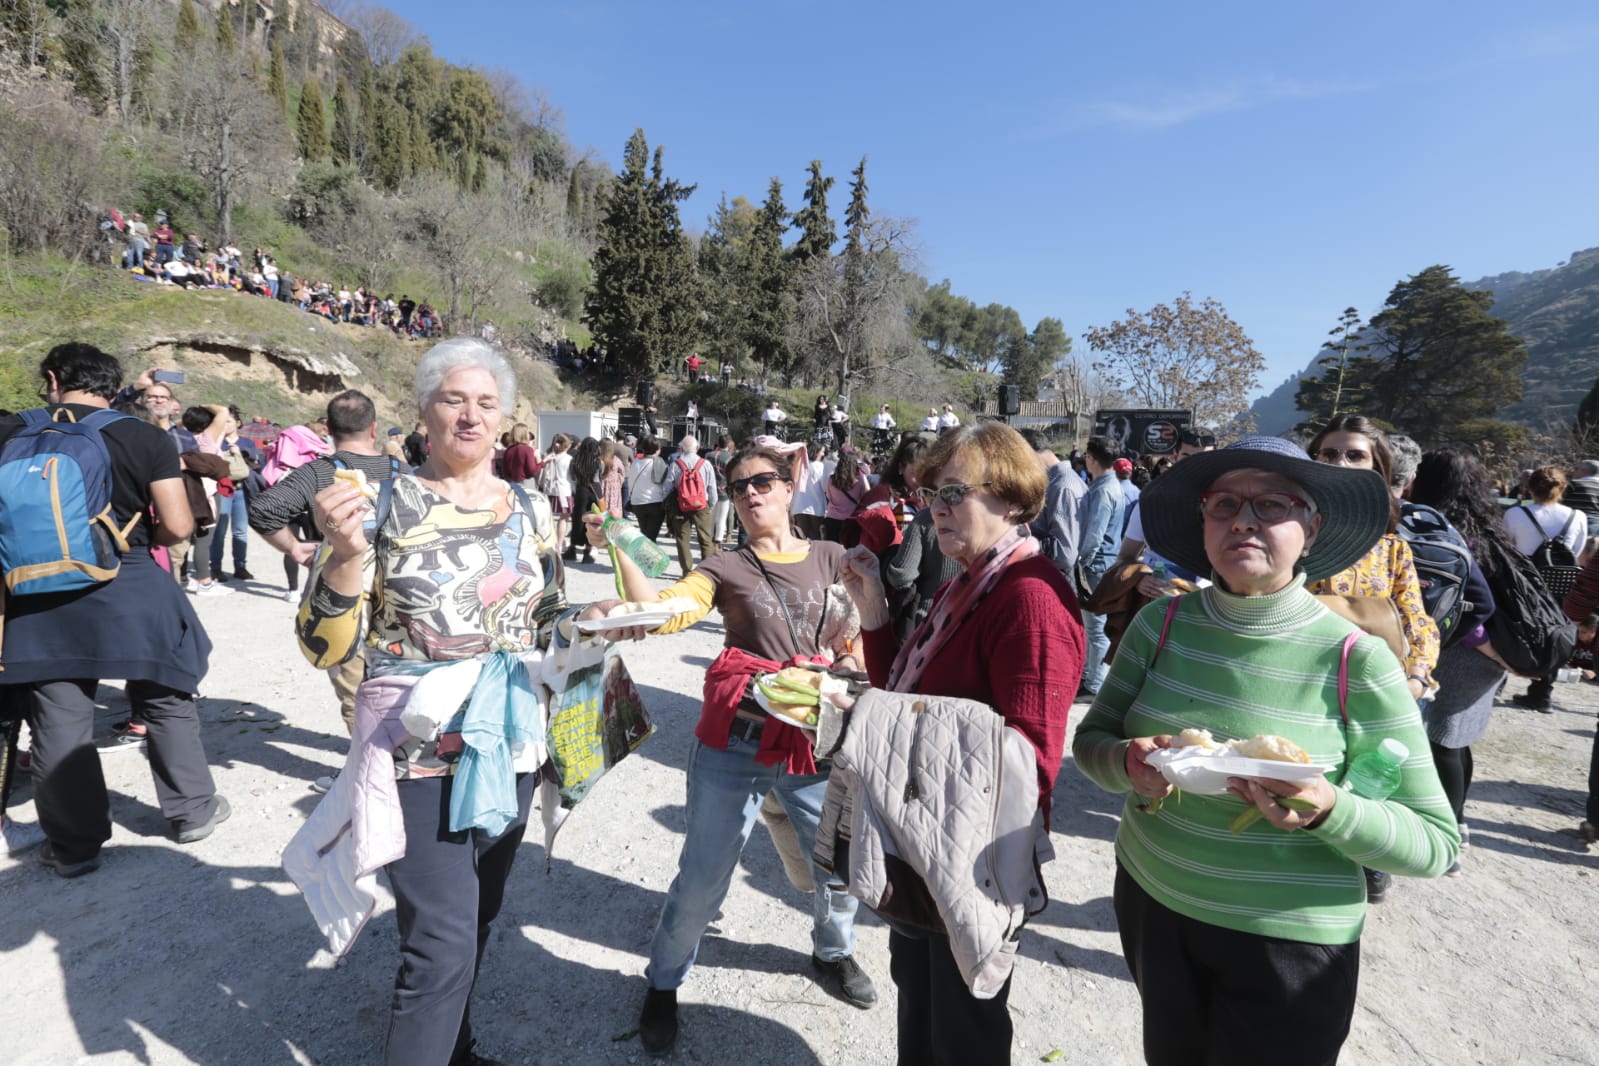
[678,435,699,454]
[414,337,516,412]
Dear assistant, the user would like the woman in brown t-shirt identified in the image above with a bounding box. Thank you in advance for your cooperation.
[584,442,877,1055]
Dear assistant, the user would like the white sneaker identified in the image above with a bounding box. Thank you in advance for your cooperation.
[284,588,302,603]
[309,773,337,794]
[3,818,47,856]
[185,578,199,593]
[195,580,234,597]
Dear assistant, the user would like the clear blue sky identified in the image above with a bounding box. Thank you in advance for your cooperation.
[379,0,1599,400]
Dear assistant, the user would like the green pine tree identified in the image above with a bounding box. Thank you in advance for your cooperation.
[407,110,432,174]
[792,160,835,262]
[215,5,235,52]
[585,129,701,383]
[566,165,583,224]
[745,179,794,379]
[296,77,328,161]
[243,0,256,40]
[373,100,410,190]
[174,0,201,56]
[268,35,288,114]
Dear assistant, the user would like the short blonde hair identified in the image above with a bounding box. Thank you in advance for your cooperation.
[510,422,532,445]
[916,422,1047,524]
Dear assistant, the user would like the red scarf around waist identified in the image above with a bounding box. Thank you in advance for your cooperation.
[697,645,830,775]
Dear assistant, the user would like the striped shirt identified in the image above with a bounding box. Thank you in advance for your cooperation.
[1073,578,1459,945]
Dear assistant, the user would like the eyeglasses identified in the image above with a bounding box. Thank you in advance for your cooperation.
[915,482,992,507]
[729,473,789,497]
[1316,447,1371,466]
[1199,491,1313,523]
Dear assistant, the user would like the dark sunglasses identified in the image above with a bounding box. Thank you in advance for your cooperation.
[915,481,992,507]
[729,473,789,497]
[1199,490,1313,523]
[1316,447,1371,465]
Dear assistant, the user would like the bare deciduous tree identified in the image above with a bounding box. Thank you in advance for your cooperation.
[793,214,920,396]
[1082,293,1266,429]
[408,175,513,333]
[183,37,292,242]
[339,0,419,67]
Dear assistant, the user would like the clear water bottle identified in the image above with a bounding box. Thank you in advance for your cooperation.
[1151,560,1168,582]
[601,514,670,577]
[1343,738,1409,800]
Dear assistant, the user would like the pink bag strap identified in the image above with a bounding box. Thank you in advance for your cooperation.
[1150,596,1182,670]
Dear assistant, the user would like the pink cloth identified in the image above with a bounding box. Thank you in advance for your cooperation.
[753,434,813,496]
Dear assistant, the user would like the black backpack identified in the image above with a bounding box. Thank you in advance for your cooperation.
[1481,535,1578,677]
[1397,503,1475,648]
[1518,504,1582,604]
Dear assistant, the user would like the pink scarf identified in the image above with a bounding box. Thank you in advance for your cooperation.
[887,524,1038,692]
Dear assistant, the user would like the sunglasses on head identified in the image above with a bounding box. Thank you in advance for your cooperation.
[1199,490,1312,523]
[729,472,789,497]
[915,481,992,507]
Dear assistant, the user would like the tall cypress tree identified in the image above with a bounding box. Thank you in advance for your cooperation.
[745,179,794,379]
[373,100,409,190]
[566,166,583,225]
[296,77,328,161]
[174,0,201,56]
[792,160,836,263]
[215,4,236,52]
[330,78,357,165]
[268,35,288,114]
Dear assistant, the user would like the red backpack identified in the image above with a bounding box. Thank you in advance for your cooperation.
[675,457,709,513]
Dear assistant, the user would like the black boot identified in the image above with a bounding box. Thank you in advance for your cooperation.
[639,987,678,1056]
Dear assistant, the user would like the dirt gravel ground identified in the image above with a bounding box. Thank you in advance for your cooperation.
[4,540,1598,1066]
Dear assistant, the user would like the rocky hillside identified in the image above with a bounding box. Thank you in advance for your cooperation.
[1249,246,1599,436]
[0,258,571,426]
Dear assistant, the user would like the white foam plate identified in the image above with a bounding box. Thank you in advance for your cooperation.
[1146,748,1335,795]
[574,608,677,634]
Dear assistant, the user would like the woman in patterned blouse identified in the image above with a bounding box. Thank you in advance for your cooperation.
[298,338,619,1066]
[1306,414,1441,702]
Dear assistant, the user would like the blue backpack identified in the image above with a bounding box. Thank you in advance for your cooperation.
[0,407,138,596]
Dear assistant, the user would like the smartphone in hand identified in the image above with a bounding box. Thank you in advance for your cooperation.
[152,369,186,384]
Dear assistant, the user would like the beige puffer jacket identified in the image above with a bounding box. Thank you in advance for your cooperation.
[815,688,1054,998]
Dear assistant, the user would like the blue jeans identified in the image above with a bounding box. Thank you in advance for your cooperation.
[1081,568,1110,692]
[210,490,249,573]
[645,735,857,989]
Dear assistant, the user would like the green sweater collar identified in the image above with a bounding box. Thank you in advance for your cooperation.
[1201,571,1321,633]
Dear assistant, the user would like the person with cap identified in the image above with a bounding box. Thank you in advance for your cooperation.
[1073,436,1458,1066]
[382,426,408,465]
[1113,457,1139,512]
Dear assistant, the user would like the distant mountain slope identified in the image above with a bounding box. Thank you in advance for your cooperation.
[1249,247,1599,436]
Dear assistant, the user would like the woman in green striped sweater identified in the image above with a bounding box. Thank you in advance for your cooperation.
[1074,436,1459,1066]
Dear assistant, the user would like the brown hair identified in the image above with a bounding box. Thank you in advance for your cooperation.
[1528,465,1567,503]
[727,443,799,487]
[916,422,1047,524]
[1308,413,1401,532]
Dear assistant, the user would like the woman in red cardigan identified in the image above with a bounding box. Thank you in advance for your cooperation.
[841,421,1086,1066]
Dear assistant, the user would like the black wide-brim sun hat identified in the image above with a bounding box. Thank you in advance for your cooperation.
[1140,436,1391,584]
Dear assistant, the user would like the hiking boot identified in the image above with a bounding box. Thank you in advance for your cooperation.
[638,987,678,1056]
[1365,868,1391,903]
[176,795,231,844]
[812,953,878,1008]
[40,841,101,878]
[1511,693,1553,713]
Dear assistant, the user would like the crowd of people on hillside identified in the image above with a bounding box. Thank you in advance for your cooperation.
[3,338,1597,1066]
[99,207,445,338]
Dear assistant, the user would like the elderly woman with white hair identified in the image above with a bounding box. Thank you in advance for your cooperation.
[286,338,613,1066]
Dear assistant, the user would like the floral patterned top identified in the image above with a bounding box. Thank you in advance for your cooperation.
[599,455,626,518]
[1308,533,1440,695]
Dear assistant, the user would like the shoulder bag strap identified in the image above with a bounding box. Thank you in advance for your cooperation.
[1148,596,1182,671]
[744,546,807,658]
[1518,503,1556,549]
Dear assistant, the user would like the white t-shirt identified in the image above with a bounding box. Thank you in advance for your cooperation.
[627,456,669,506]
[793,459,828,516]
[1505,502,1586,558]
[870,412,895,429]
[920,416,939,432]
[763,406,786,423]
[938,411,960,429]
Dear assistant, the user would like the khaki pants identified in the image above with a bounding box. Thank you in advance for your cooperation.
[667,504,718,575]
[328,655,364,736]
[759,791,815,892]
[166,537,192,582]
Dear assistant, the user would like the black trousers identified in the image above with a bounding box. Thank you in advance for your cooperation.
[24,678,218,862]
[384,772,536,1066]
[631,501,667,543]
[1113,865,1359,1066]
[569,484,598,555]
[1588,714,1599,825]
[889,927,1013,1066]
[1429,741,1474,824]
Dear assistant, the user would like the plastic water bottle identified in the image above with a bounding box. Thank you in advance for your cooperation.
[601,514,670,577]
[1556,667,1582,683]
[1343,738,1408,800]
[1151,560,1168,582]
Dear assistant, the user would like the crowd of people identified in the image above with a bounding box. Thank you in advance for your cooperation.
[3,338,1597,1065]
[100,208,445,338]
